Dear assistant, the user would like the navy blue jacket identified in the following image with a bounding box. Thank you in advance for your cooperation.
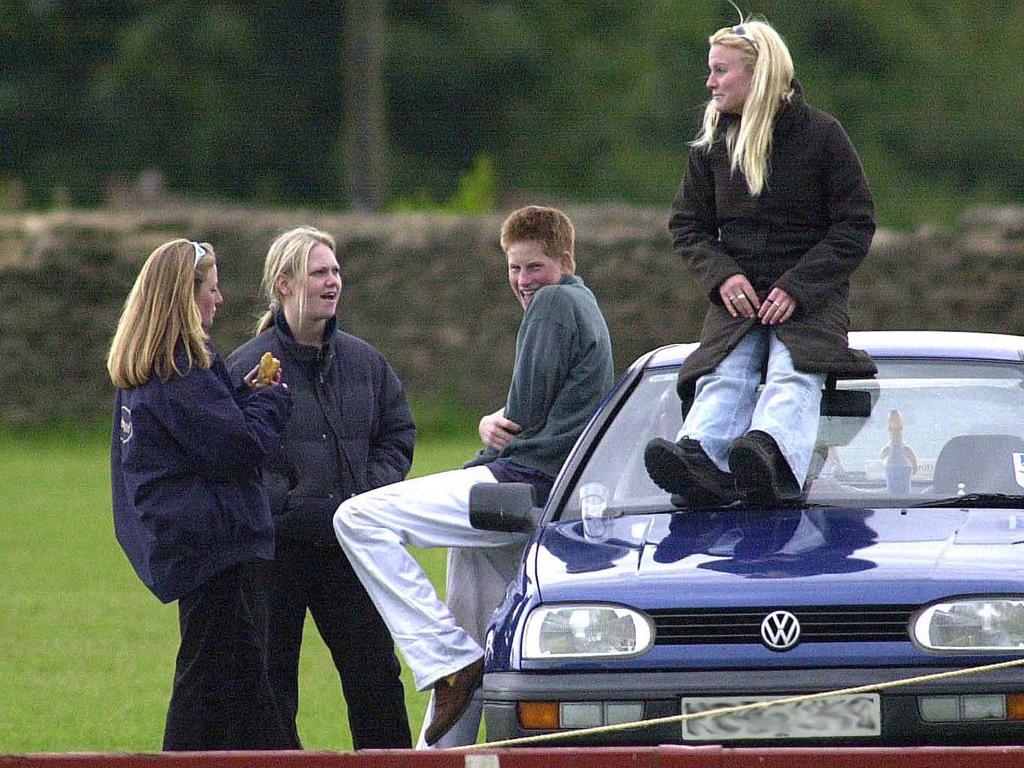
[111,347,292,603]
[228,313,415,547]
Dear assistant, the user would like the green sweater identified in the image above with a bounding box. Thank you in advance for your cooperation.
[468,274,614,478]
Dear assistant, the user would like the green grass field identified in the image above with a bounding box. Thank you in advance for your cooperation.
[0,418,481,753]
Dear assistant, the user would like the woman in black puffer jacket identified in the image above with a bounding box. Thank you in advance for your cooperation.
[228,226,415,749]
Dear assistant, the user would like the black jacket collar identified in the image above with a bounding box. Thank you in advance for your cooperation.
[774,78,809,135]
[273,311,338,373]
[274,310,337,351]
[717,78,808,138]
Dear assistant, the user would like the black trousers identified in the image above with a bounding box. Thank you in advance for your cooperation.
[258,540,412,749]
[163,561,298,751]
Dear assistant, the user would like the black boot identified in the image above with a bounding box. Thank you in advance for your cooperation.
[644,437,738,507]
[728,430,803,504]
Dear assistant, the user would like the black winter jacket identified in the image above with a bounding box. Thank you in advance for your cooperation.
[228,313,415,547]
[669,80,877,404]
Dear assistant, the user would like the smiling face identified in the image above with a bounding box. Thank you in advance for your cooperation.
[506,240,573,310]
[706,43,752,114]
[194,263,223,330]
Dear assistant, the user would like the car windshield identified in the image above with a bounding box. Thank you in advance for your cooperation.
[560,358,1024,520]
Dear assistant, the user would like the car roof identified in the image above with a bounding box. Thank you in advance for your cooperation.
[645,331,1024,368]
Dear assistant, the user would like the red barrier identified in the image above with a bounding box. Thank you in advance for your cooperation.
[3,747,1024,768]
[714,746,1024,768]
[482,747,719,767]
[0,750,676,768]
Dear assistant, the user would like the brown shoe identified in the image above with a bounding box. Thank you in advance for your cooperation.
[424,656,484,746]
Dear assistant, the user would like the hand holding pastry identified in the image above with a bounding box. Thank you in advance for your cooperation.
[245,352,283,388]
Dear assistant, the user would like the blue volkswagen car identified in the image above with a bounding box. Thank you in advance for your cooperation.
[471,331,1024,746]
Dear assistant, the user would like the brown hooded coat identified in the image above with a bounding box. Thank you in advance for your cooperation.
[670,81,877,408]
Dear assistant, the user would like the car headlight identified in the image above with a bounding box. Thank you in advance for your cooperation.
[913,598,1024,651]
[522,604,654,659]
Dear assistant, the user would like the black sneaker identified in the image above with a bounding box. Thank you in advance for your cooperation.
[728,430,803,504]
[645,437,738,507]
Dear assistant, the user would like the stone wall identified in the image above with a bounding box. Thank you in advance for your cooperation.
[2,204,1022,426]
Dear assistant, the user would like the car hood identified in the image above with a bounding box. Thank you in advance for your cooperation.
[534,507,1024,606]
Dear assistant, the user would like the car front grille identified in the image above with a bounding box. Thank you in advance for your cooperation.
[648,605,916,645]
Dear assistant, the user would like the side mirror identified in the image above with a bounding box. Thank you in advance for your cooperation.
[469,482,541,534]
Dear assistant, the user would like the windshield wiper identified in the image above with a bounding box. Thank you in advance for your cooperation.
[665,497,839,511]
[912,493,1024,508]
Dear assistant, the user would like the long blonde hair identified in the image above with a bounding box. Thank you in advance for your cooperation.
[107,239,214,387]
[254,226,337,335]
[691,19,794,196]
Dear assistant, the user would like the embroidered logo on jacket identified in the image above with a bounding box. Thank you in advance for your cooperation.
[120,406,133,444]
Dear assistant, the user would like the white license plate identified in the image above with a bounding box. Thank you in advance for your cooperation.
[680,694,881,741]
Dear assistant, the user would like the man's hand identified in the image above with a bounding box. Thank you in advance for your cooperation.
[479,408,522,452]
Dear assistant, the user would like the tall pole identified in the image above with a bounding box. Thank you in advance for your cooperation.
[342,0,388,211]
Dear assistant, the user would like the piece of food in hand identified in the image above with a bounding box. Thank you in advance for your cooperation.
[256,352,281,386]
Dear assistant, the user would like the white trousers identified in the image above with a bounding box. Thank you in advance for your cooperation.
[333,465,527,748]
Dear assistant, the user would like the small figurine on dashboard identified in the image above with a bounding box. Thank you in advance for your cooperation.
[881,409,918,494]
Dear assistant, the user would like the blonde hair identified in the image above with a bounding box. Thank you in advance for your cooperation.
[692,19,794,196]
[107,239,215,388]
[500,205,576,270]
[254,225,337,335]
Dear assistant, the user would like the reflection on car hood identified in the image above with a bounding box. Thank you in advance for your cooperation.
[535,507,1024,606]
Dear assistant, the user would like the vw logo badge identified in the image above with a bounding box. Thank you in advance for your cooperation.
[760,610,801,651]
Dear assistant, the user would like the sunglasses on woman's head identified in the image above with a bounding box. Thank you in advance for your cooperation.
[732,24,759,52]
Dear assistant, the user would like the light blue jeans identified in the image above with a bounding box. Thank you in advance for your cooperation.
[679,326,824,484]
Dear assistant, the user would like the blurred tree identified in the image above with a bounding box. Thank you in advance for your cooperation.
[88,3,264,199]
[0,0,141,206]
[85,1,347,205]
[0,1,1021,227]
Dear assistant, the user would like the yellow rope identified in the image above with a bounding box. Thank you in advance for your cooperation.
[457,655,1024,750]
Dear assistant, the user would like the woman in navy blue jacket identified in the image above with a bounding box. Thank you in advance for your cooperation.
[108,238,296,751]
